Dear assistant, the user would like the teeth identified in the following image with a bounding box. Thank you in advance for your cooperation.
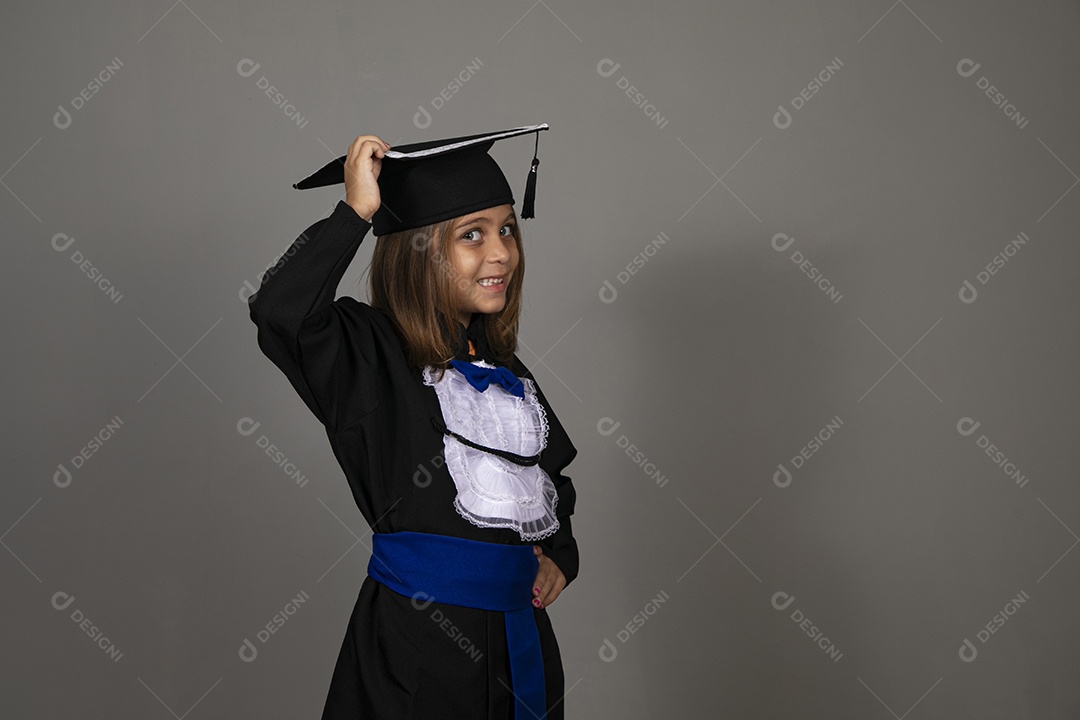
[478,278,503,286]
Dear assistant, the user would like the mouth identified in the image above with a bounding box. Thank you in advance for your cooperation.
[476,275,507,291]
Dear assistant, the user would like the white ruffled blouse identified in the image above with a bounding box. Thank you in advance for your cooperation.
[422,359,561,541]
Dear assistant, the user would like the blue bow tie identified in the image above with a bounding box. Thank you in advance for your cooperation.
[449,360,525,398]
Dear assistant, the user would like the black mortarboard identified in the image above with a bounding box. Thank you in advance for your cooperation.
[292,123,549,236]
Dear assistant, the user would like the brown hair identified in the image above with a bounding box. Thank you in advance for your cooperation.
[367,213,523,379]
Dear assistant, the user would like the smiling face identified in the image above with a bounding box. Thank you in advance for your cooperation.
[447,204,520,328]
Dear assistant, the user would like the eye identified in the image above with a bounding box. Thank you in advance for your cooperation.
[460,229,481,242]
[500,223,515,237]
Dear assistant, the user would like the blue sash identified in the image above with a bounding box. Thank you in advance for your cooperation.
[367,531,546,720]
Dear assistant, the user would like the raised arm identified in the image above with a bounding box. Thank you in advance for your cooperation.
[247,135,391,433]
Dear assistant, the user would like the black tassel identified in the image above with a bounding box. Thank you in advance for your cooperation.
[521,130,540,219]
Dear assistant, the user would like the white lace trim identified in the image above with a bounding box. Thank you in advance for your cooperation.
[423,360,559,541]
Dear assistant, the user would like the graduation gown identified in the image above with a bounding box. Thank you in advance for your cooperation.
[247,200,580,719]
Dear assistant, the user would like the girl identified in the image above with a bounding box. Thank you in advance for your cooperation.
[248,125,580,720]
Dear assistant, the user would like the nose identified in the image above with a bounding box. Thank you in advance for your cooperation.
[484,236,511,263]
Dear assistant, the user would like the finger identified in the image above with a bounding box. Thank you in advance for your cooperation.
[533,558,565,608]
[539,570,565,607]
[347,135,390,154]
[345,138,390,173]
[531,567,548,605]
[343,137,391,196]
[531,561,552,608]
[531,546,543,595]
[343,139,375,180]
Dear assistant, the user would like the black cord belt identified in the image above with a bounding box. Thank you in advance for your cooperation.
[430,416,542,467]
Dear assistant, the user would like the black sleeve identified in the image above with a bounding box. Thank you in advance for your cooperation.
[247,200,380,434]
[515,355,580,587]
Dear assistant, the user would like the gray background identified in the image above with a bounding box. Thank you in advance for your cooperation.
[3,0,1079,717]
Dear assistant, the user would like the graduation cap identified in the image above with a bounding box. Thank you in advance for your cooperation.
[292,123,549,236]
